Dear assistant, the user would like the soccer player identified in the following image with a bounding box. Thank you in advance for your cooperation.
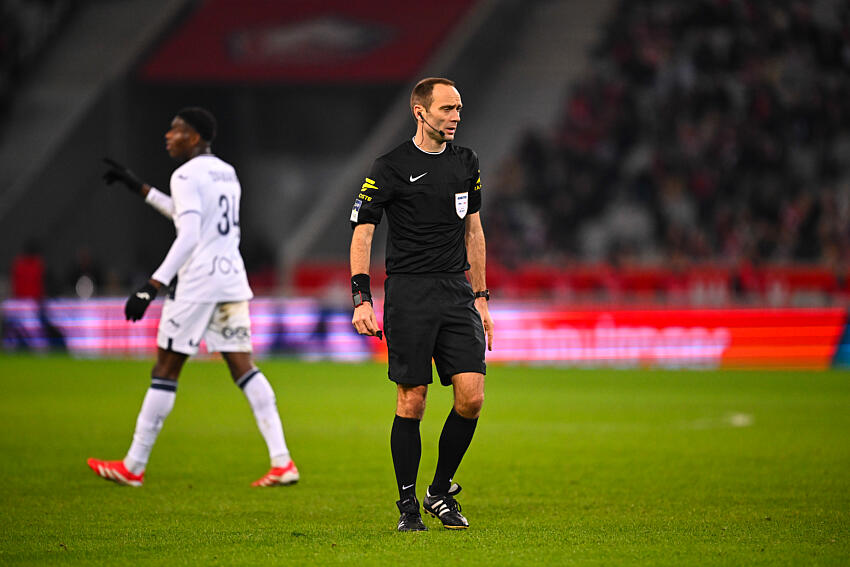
[87,107,298,488]
[349,78,494,531]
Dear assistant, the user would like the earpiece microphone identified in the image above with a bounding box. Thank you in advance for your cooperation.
[419,113,445,137]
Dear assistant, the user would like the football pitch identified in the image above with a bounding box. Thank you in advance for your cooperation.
[1,356,848,566]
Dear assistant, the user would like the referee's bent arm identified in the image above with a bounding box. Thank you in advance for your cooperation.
[350,223,380,336]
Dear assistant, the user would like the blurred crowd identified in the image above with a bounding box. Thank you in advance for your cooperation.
[486,0,850,273]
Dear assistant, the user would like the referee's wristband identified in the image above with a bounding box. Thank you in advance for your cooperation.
[352,290,372,308]
[352,274,372,308]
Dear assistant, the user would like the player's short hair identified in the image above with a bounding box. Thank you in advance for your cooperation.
[176,107,217,142]
[410,77,456,117]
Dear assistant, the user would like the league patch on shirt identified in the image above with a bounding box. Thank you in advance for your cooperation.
[350,198,363,222]
[455,192,469,219]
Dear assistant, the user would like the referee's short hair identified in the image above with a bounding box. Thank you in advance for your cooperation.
[410,77,455,117]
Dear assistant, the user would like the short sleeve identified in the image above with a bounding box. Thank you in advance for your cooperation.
[468,150,482,215]
[170,169,202,219]
[350,159,394,228]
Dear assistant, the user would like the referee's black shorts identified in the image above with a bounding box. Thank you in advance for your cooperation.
[383,272,486,386]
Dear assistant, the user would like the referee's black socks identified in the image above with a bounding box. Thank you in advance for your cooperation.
[391,415,421,501]
[430,408,478,496]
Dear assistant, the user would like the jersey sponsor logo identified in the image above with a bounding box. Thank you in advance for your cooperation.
[222,326,250,340]
[474,170,481,191]
[455,192,468,218]
[206,255,243,276]
[361,177,379,191]
[350,198,363,222]
[409,172,428,183]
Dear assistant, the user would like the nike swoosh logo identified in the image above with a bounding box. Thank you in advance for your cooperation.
[409,173,428,182]
[402,484,415,490]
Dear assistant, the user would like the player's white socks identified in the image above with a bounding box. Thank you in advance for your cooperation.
[237,369,291,466]
[124,377,177,474]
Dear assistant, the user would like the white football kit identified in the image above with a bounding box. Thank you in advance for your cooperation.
[145,154,254,355]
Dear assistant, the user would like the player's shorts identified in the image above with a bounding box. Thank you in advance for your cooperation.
[383,273,486,386]
[157,298,252,356]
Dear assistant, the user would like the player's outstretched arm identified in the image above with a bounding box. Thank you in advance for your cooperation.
[144,188,175,218]
[103,158,147,194]
[466,212,493,351]
[102,158,175,218]
[350,223,381,338]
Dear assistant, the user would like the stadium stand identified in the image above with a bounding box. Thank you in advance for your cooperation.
[290,0,850,305]
[1,0,848,308]
[477,0,850,304]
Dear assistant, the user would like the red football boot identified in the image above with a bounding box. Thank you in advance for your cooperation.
[252,461,299,487]
[87,458,144,487]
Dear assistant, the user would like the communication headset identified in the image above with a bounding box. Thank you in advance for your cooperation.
[418,112,445,137]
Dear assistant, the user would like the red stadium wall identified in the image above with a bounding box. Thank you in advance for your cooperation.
[141,0,478,83]
[292,262,849,304]
[3,299,846,369]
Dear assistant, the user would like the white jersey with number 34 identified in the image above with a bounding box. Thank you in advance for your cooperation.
[162,155,253,302]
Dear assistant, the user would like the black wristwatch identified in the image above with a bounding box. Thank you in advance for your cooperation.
[473,289,490,301]
[353,290,373,308]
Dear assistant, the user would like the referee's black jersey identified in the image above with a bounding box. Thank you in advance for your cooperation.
[350,139,482,275]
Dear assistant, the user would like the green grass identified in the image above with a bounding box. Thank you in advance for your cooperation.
[0,355,848,566]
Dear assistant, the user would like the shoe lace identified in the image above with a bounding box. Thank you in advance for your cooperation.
[441,494,462,514]
[400,511,421,526]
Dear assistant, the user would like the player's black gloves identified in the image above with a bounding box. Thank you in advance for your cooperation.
[103,158,145,194]
[125,282,158,322]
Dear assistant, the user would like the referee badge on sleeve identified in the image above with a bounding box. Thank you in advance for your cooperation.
[455,192,469,219]
[350,198,363,222]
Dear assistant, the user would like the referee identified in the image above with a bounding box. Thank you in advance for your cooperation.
[349,77,493,531]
